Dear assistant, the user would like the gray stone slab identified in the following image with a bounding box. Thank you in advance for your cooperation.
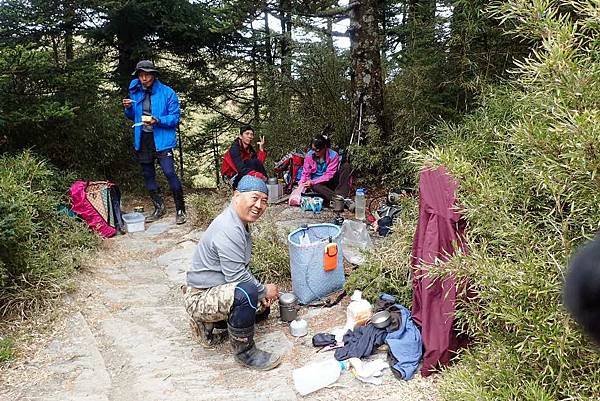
[96,306,296,401]
[5,312,111,401]
[144,222,171,236]
[156,240,196,284]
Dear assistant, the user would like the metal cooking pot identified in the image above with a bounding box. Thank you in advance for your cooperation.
[371,310,392,329]
[279,292,299,322]
[332,195,345,212]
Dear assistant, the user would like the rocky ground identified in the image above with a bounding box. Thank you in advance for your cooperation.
[0,201,439,401]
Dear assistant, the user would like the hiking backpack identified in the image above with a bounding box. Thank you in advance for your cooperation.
[274,151,305,193]
[69,180,124,238]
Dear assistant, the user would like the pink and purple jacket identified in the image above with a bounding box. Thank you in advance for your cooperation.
[299,148,340,186]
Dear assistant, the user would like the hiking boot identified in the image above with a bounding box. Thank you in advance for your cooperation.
[176,209,187,225]
[190,319,227,348]
[228,323,282,371]
[146,190,166,223]
[174,189,187,224]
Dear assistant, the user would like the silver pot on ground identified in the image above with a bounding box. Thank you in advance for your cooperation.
[279,292,299,322]
[332,195,345,213]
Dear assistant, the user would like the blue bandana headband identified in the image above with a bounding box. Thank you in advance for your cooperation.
[237,175,268,195]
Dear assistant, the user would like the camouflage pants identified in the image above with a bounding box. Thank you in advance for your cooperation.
[183,282,239,323]
[183,282,268,323]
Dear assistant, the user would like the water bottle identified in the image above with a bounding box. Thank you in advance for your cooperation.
[292,358,348,396]
[344,290,373,331]
[355,188,366,220]
[299,225,311,245]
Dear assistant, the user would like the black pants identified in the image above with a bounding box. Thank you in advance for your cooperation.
[311,161,353,204]
[229,282,269,328]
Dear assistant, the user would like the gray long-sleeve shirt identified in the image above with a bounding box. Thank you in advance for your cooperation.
[186,204,266,298]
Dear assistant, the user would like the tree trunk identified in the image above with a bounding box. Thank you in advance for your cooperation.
[64,3,75,61]
[279,0,292,81]
[252,42,260,126]
[349,0,388,143]
[264,11,273,66]
[326,17,334,53]
[213,129,221,186]
[279,0,292,114]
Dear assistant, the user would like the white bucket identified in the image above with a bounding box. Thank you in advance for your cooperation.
[122,212,145,233]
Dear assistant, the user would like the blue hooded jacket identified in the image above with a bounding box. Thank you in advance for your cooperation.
[382,294,423,380]
[124,78,180,152]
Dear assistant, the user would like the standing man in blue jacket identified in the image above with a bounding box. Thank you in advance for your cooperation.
[122,60,186,224]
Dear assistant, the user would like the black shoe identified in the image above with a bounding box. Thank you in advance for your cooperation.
[176,209,187,225]
[146,190,166,223]
[228,323,282,370]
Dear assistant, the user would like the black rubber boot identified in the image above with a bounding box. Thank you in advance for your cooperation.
[228,323,282,371]
[147,190,166,222]
[174,189,187,225]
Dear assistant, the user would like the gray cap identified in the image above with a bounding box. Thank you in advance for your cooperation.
[132,60,158,76]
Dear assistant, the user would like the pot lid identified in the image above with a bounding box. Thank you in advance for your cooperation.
[279,292,297,305]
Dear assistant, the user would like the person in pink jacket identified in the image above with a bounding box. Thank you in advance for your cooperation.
[298,135,353,209]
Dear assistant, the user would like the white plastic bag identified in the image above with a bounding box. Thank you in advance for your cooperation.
[341,220,373,265]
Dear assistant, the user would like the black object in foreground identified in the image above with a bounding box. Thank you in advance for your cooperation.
[564,237,600,345]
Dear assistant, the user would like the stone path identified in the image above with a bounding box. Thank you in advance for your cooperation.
[0,206,439,401]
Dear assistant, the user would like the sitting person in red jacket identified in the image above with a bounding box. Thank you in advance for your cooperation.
[221,125,268,188]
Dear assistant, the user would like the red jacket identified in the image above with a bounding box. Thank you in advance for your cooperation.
[221,138,267,180]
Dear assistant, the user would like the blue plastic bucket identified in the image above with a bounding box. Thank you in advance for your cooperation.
[287,223,345,304]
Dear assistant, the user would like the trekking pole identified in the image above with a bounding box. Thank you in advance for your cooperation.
[177,123,184,179]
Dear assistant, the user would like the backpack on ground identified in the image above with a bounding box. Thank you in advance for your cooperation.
[274,150,305,193]
[70,180,124,238]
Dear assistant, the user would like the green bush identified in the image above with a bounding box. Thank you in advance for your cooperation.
[186,191,224,229]
[0,337,13,363]
[404,2,600,398]
[0,151,99,316]
[0,45,135,181]
[250,215,290,285]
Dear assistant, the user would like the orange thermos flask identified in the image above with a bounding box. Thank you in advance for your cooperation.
[324,238,338,272]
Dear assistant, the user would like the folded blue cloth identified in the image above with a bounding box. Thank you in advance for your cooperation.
[382,294,423,380]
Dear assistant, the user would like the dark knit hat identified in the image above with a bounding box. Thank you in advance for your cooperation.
[236,175,268,195]
[240,125,254,135]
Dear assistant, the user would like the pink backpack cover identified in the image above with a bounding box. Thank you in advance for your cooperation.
[69,180,117,238]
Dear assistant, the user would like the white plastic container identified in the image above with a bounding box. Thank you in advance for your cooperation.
[289,318,308,337]
[122,212,145,233]
[354,188,366,220]
[293,358,348,396]
[344,290,373,331]
[267,183,283,203]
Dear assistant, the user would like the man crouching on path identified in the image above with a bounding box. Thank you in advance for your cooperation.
[183,175,281,370]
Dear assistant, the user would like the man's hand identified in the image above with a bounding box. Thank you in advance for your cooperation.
[304,179,312,188]
[122,98,133,109]
[265,283,278,301]
[257,135,265,152]
[142,116,158,126]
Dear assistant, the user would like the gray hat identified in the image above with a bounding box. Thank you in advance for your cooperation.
[132,60,158,76]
